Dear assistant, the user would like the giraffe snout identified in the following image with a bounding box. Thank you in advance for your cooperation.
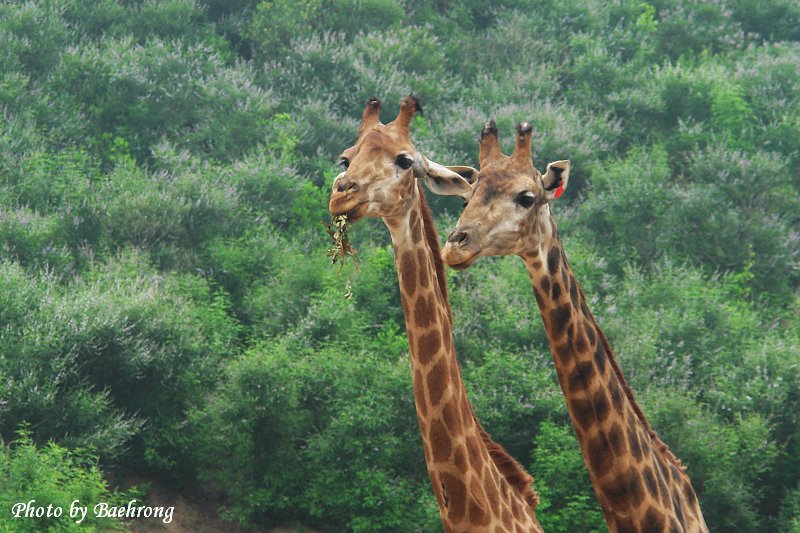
[336,179,360,194]
[442,228,479,270]
[447,229,468,246]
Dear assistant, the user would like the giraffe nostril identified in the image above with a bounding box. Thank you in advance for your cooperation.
[336,180,359,194]
[447,230,468,246]
[336,180,358,193]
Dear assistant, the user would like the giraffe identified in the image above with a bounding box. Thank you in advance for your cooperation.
[328,96,544,533]
[441,120,709,533]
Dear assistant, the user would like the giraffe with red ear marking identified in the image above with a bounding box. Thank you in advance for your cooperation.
[443,120,709,533]
[329,98,545,532]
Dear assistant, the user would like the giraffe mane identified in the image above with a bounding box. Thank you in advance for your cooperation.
[592,317,685,471]
[477,421,540,509]
[417,182,540,510]
[417,183,451,323]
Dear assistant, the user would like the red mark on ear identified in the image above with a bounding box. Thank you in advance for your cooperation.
[554,182,565,199]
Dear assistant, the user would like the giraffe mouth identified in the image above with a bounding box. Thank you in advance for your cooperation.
[444,252,479,271]
[344,203,368,222]
[442,242,480,270]
[330,200,368,222]
[447,258,476,271]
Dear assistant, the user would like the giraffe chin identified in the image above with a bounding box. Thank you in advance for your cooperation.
[344,203,368,222]
[445,253,479,271]
[330,202,368,223]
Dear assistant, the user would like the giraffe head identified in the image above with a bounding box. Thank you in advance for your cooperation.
[329,96,475,222]
[442,120,570,269]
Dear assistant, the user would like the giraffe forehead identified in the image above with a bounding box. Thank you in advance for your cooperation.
[342,129,412,169]
[359,125,412,152]
[473,169,538,202]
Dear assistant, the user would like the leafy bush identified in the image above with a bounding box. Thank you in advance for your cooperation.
[53,37,275,163]
[644,391,779,533]
[0,254,239,477]
[448,255,549,361]
[0,2,71,78]
[780,485,800,533]
[531,421,606,533]
[0,1,799,530]
[730,0,800,42]
[464,350,563,461]
[574,145,673,270]
[653,0,746,59]
[262,26,457,118]
[193,340,437,532]
[0,430,131,532]
[0,207,73,275]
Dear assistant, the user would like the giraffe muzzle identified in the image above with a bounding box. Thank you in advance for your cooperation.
[447,229,468,246]
[442,229,480,270]
[335,179,359,194]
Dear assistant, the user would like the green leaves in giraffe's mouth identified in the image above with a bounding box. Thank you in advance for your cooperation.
[322,214,360,300]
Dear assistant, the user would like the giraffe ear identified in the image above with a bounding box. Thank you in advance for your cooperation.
[444,165,479,184]
[543,160,570,201]
[415,156,474,196]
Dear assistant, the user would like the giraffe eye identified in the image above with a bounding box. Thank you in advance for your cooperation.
[395,155,414,170]
[515,191,536,208]
[339,158,350,169]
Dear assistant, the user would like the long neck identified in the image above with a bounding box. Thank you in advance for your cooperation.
[383,185,541,532]
[521,209,708,532]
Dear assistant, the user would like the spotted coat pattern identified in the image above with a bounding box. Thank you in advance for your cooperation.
[329,98,544,532]
[442,122,709,533]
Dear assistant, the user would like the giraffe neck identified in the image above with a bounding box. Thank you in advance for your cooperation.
[383,184,542,532]
[520,210,708,533]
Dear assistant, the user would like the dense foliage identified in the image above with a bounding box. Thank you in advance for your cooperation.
[1,1,799,531]
[0,429,136,533]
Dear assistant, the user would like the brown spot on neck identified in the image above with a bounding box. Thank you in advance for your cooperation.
[525,238,685,474]
[392,183,541,520]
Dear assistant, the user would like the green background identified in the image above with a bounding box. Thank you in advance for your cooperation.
[1,1,799,531]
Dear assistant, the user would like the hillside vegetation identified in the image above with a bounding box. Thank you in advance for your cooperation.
[1,1,800,532]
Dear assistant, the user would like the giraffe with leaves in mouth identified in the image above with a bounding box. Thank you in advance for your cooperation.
[328,97,544,532]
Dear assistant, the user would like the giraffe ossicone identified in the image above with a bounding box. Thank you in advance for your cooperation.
[328,97,544,532]
[442,121,709,533]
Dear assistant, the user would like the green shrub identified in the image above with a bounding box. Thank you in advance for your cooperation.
[600,260,761,392]
[60,0,127,39]
[643,390,778,533]
[653,0,746,59]
[0,207,73,275]
[263,26,457,118]
[0,2,71,78]
[449,255,549,361]
[730,0,800,42]
[90,160,241,268]
[0,254,239,476]
[250,0,407,60]
[193,340,437,532]
[576,145,673,270]
[249,0,321,58]
[531,421,606,533]
[0,430,131,532]
[780,485,800,533]
[53,37,275,163]
[464,350,563,461]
